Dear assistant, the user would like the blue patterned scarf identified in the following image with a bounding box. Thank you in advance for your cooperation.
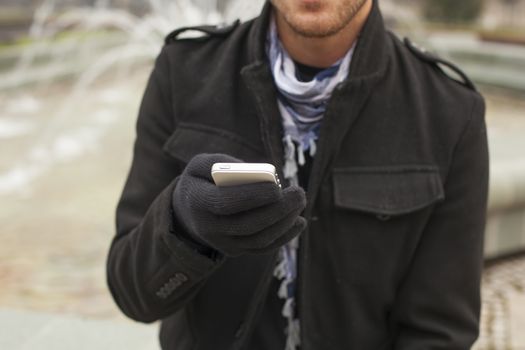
[266,16,356,350]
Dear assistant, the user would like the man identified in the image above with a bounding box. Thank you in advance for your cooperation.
[106,0,489,349]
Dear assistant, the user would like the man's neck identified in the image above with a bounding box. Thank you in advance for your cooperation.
[274,0,373,68]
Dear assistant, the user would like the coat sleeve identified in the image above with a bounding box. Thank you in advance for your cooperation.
[106,46,223,323]
[391,93,489,349]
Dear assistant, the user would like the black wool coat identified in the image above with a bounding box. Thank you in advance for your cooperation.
[106,1,489,349]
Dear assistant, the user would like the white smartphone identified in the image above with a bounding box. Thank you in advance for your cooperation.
[211,163,281,188]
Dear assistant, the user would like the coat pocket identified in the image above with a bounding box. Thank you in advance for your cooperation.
[327,166,446,287]
[332,165,445,219]
[162,123,265,164]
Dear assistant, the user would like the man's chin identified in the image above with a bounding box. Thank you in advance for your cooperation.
[284,16,343,38]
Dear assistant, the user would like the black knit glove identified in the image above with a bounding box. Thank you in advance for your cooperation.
[172,153,307,257]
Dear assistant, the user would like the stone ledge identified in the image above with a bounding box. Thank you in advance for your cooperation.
[0,308,159,350]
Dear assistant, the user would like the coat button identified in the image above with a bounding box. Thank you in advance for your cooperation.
[376,214,392,221]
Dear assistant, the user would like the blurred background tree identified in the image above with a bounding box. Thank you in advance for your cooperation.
[422,0,485,23]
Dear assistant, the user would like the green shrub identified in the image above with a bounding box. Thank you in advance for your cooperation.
[422,0,485,23]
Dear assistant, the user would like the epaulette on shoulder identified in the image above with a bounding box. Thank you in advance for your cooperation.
[403,37,476,91]
[165,19,240,44]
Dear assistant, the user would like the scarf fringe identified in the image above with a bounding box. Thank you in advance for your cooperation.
[283,135,298,186]
[297,144,305,166]
[285,319,301,350]
[309,138,317,157]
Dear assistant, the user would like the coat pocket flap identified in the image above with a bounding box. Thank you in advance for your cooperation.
[162,123,264,164]
[333,166,445,216]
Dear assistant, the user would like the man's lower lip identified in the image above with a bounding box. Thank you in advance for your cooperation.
[298,0,322,8]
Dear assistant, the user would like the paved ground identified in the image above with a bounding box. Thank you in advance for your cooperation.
[1,65,525,348]
[0,69,145,320]
[0,309,158,350]
[476,256,525,349]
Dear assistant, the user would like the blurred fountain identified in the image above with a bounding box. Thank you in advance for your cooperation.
[0,0,264,195]
[6,0,264,89]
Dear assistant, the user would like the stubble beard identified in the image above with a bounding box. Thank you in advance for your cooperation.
[277,0,368,38]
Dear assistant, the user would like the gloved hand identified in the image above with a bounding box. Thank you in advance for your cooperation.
[172,153,307,257]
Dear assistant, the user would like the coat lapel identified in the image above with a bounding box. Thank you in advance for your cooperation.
[241,62,286,183]
[241,0,391,212]
[240,1,287,182]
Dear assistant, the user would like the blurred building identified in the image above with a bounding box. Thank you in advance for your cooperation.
[386,0,525,28]
[482,0,525,28]
[0,0,146,42]
[0,0,231,42]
